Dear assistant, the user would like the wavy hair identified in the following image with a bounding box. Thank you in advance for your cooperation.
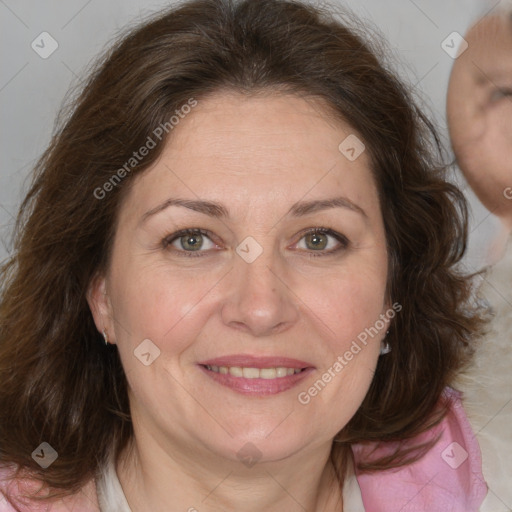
[0,0,485,503]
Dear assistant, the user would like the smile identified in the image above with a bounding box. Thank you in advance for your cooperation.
[204,365,304,378]
[199,363,313,396]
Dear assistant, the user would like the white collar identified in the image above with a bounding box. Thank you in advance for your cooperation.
[96,451,365,512]
[342,455,366,511]
[96,454,132,512]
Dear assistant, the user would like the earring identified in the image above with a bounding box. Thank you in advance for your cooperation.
[380,330,391,355]
[102,329,109,345]
[380,340,391,355]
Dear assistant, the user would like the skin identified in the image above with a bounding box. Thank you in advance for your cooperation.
[88,92,390,512]
[447,13,512,230]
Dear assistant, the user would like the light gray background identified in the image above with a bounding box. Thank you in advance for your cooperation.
[0,0,506,268]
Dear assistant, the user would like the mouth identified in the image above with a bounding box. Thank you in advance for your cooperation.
[198,355,314,396]
[203,364,305,378]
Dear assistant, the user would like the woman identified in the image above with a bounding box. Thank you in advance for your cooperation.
[0,0,488,510]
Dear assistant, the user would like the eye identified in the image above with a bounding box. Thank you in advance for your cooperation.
[162,227,349,258]
[293,227,349,257]
[162,228,218,257]
[490,87,512,103]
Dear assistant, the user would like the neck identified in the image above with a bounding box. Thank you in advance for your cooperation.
[116,433,346,512]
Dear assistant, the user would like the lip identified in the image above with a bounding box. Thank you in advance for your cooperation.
[198,354,314,369]
[199,365,315,396]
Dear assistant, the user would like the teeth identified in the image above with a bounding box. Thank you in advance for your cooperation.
[205,365,303,379]
[260,368,277,379]
[276,367,288,377]
[229,366,243,377]
[242,367,260,378]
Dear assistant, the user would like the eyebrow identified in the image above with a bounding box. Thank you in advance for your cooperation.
[141,195,367,224]
[473,66,512,86]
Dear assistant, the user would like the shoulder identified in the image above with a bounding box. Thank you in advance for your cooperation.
[351,387,488,512]
[0,465,100,512]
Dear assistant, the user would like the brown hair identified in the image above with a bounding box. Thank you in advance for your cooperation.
[0,0,485,504]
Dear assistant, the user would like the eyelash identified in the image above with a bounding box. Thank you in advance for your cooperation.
[161,227,349,258]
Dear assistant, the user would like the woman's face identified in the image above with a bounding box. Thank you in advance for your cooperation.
[89,92,390,464]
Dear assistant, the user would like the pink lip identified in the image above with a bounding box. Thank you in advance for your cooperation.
[198,354,314,369]
[198,365,315,396]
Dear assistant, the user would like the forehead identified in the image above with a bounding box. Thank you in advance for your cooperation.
[122,92,380,222]
[465,15,512,79]
[165,92,359,167]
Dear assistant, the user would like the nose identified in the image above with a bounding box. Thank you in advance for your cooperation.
[220,248,300,337]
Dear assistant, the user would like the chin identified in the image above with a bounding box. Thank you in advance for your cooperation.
[208,429,313,465]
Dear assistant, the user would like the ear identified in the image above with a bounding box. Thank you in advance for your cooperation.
[382,298,401,333]
[380,294,394,334]
[86,272,117,344]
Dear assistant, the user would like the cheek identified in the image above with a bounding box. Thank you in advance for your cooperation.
[109,258,218,353]
[460,118,512,199]
[291,271,385,427]
[485,108,512,165]
[308,261,387,339]
[298,274,384,427]
[108,265,219,411]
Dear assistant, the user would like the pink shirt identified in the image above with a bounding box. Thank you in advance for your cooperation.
[0,387,487,511]
[352,387,488,511]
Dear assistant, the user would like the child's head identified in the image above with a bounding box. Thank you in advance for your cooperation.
[447,10,512,228]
